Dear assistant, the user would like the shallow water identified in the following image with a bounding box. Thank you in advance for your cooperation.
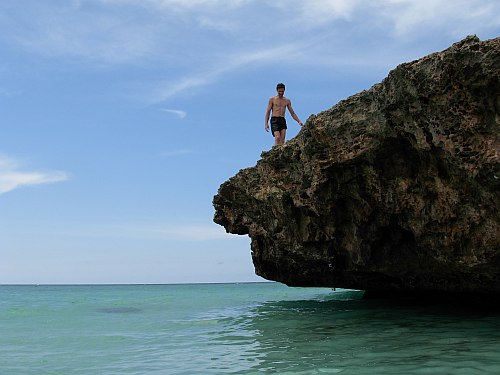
[1,283,499,374]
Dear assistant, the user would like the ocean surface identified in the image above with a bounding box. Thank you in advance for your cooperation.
[1,283,499,374]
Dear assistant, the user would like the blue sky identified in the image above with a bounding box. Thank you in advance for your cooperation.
[1,0,499,284]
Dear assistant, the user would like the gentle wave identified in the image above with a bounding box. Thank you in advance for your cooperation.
[1,284,499,374]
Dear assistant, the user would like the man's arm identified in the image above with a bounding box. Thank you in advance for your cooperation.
[287,101,303,126]
[265,98,273,132]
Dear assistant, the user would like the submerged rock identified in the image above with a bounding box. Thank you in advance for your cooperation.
[213,36,500,296]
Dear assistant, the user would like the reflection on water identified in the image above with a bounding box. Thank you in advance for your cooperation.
[207,291,500,375]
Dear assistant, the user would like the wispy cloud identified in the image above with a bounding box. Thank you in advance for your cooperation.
[160,108,187,119]
[0,155,68,194]
[270,0,360,26]
[3,0,498,64]
[150,76,213,103]
[104,221,232,241]
[2,0,498,101]
[105,0,250,12]
[0,87,23,97]
[143,222,231,241]
[372,0,498,37]
[149,43,306,102]
[159,149,193,157]
[1,1,158,64]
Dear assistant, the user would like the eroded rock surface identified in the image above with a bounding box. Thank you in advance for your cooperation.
[213,36,500,295]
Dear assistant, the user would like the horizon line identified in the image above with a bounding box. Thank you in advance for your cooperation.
[0,281,275,287]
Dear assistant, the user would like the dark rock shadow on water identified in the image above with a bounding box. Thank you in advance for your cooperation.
[362,290,500,313]
[228,290,500,374]
[97,307,142,314]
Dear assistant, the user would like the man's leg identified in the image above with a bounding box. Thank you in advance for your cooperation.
[273,131,281,145]
[279,129,287,144]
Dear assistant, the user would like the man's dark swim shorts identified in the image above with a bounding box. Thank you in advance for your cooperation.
[270,116,287,135]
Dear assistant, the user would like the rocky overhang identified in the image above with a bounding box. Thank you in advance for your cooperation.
[213,36,500,297]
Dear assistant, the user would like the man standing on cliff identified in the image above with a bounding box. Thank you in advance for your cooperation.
[265,83,303,145]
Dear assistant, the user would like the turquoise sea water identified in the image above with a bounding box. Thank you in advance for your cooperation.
[1,283,499,374]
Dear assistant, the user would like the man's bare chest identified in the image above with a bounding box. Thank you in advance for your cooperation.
[272,97,288,110]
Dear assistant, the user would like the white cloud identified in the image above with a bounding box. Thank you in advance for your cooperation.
[0,155,68,194]
[376,0,500,37]
[2,0,498,101]
[273,0,360,26]
[3,0,498,65]
[160,108,187,118]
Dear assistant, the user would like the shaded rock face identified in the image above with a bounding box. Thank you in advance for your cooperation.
[213,36,500,295]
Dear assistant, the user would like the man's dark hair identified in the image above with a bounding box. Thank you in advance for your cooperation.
[276,83,285,90]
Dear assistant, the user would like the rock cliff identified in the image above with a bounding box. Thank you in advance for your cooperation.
[213,36,500,296]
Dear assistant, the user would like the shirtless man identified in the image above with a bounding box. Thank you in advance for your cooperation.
[265,83,303,145]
